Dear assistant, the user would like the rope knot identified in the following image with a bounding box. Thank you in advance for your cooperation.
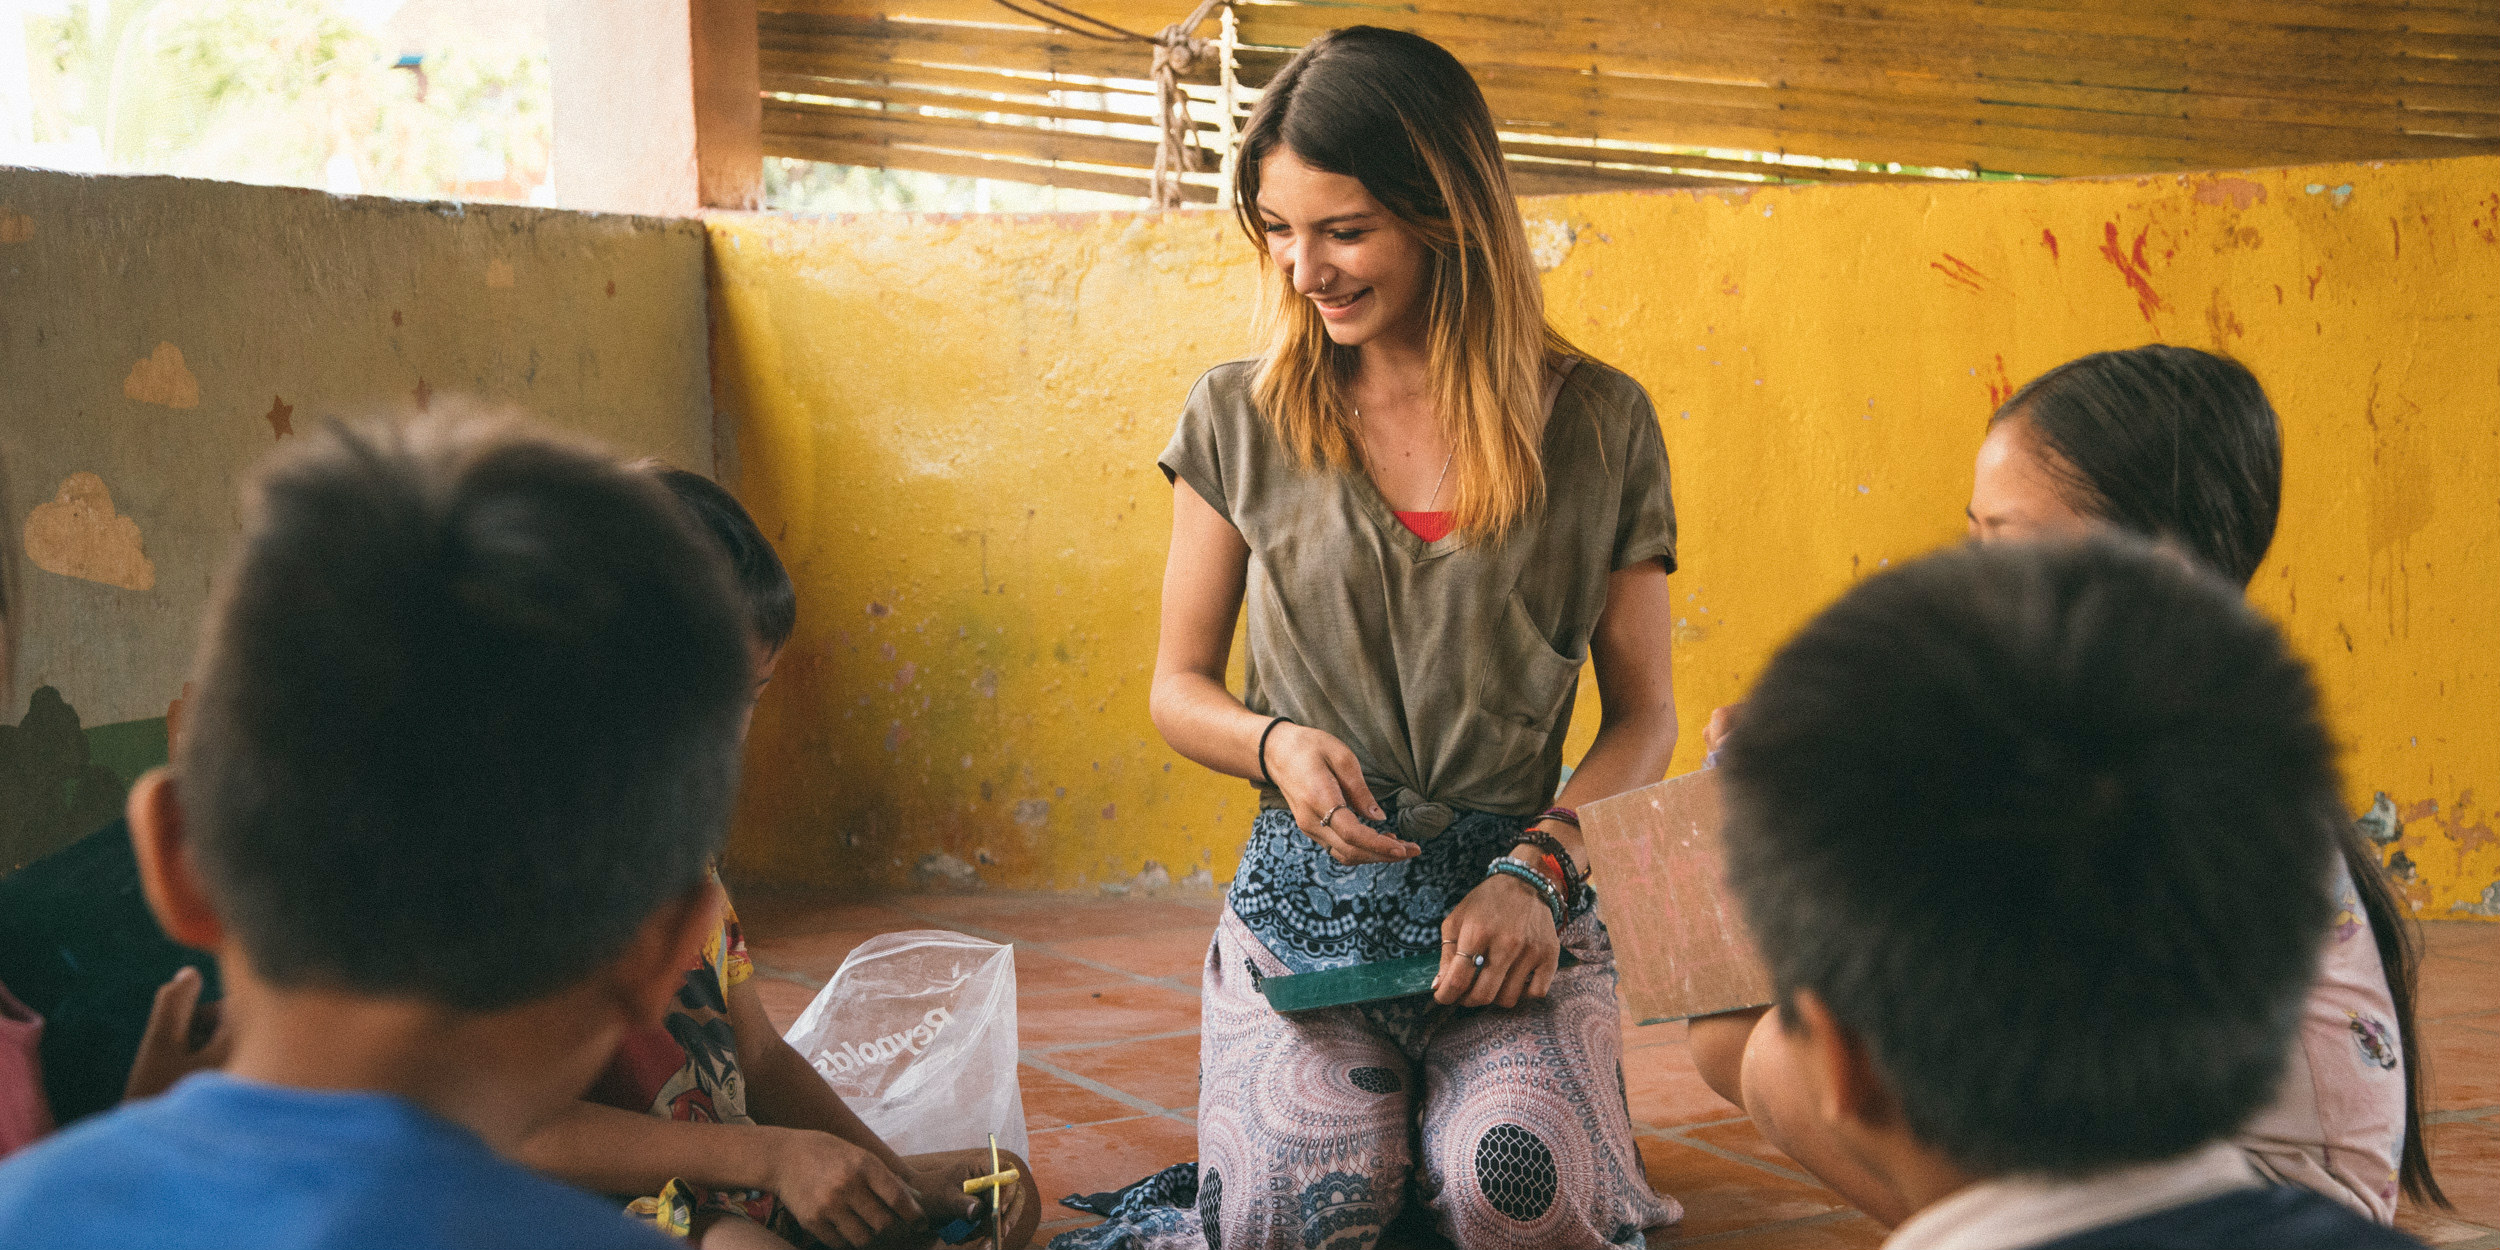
[989,0,1225,207]
[1154,26,1211,74]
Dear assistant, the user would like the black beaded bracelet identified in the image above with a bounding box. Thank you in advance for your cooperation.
[1256,715,1292,785]
[1515,826,1587,910]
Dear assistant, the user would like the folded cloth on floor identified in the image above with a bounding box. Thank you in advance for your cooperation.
[1053,1163,1200,1250]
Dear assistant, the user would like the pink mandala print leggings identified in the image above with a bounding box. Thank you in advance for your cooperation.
[1193,908,1682,1250]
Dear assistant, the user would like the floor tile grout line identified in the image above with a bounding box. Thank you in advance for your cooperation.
[1654,1207,1868,1246]
[1633,1114,1753,1134]
[879,907,1027,949]
[881,903,1210,998]
[1022,1028,1202,1056]
[1002,944,1186,989]
[1015,968,1203,1000]
[1639,1122,1824,1188]
[2428,1106,2500,1124]
[1027,1110,1191,1136]
[1019,1054,1176,1118]
[885,900,1214,949]
[750,965,825,990]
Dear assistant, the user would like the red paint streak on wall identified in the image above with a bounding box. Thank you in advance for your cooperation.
[2306,265,2325,299]
[2040,228,2060,260]
[1930,253,1986,291]
[2473,194,2499,244]
[1985,353,2014,407]
[2098,222,2164,321]
[2390,218,2403,261]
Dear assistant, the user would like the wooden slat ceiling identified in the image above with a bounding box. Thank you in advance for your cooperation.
[758,0,2500,201]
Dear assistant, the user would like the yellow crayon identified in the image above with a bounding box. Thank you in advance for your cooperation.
[962,1167,1020,1194]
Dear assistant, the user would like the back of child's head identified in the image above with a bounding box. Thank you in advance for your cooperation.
[1721,535,2339,1178]
[178,414,752,1012]
[650,466,794,653]
[1995,345,2281,587]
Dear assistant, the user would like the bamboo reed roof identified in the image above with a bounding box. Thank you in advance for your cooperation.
[758,0,2500,200]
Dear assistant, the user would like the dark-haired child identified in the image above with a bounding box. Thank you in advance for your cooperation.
[0,416,751,1248]
[1717,535,2419,1248]
[513,466,1038,1250]
[1695,345,2436,1224]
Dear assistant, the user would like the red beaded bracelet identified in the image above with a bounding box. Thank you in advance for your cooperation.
[1516,824,1587,911]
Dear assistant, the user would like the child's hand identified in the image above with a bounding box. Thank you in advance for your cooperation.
[764,1128,923,1248]
[124,966,232,1102]
[916,1182,982,1241]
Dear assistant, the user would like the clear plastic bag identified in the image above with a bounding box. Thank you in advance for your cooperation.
[781,930,1030,1158]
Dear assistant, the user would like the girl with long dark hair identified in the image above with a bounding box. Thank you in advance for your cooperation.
[1693,344,2442,1225]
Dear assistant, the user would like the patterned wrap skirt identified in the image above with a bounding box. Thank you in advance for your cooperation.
[1052,806,1681,1250]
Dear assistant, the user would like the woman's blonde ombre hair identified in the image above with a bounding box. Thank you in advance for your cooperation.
[1232,27,1574,544]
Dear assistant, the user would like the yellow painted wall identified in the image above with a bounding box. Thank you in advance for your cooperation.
[710,155,2500,918]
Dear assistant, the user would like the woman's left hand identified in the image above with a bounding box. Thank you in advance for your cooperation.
[1433,863,1562,1008]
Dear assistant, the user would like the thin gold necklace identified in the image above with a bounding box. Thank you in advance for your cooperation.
[1355,405,1454,510]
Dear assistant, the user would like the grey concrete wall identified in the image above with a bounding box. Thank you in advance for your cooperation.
[0,169,713,868]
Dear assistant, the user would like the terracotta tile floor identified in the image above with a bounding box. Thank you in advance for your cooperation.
[737,890,2500,1249]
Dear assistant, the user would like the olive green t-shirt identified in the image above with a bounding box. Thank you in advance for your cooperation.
[1159,357,1677,840]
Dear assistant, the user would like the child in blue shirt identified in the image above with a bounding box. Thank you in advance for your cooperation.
[0,415,758,1249]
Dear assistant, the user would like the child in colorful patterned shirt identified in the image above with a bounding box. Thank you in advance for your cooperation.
[514,468,1040,1250]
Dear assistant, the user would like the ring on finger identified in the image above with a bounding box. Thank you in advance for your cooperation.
[1317,803,1346,827]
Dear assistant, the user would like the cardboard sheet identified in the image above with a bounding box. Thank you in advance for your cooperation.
[1582,769,1776,1024]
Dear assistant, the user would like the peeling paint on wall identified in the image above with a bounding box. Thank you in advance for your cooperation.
[24,473,154,591]
[1523,216,1576,272]
[1,166,714,738]
[2192,177,2269,210]
[122,342,199,409]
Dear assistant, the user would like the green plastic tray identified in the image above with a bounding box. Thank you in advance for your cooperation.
[1257,954,1443,1012]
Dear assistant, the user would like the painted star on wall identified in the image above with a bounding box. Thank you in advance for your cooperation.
[264,395,293,440]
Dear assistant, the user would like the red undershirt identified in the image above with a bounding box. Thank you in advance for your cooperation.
[1395,511,1454,542]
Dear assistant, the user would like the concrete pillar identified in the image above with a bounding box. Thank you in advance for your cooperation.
[548,0,760,216]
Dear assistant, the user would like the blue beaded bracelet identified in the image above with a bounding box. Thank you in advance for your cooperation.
[1485,857,1567,931]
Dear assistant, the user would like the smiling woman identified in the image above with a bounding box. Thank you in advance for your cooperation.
[1230,32,1568,546]
[1069,26,1688,1250]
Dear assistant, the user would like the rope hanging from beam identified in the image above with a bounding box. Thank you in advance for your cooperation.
[988,0,1225,207]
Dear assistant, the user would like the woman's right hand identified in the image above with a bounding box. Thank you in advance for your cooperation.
[1266,722,1417,865]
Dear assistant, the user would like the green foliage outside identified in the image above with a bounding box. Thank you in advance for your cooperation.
[18,0,549,201]
[764,155,1150,216]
